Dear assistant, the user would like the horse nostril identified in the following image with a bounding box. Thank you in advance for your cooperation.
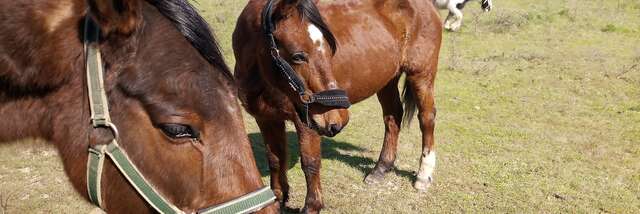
[328,124,343,135]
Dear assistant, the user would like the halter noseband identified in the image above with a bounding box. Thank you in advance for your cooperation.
[261,0,351,126]
[83,16,276,214]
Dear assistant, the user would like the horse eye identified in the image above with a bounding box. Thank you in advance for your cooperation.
[159,124,200,139]
[291,52,308,64]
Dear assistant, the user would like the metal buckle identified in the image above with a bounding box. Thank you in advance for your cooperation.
[269,47,280,57]
[101,122,120,141]
[300,93,315,104]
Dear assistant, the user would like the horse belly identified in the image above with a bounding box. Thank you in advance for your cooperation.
[332,23,401,103]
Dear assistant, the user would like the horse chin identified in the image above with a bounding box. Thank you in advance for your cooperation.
[309,112,347,137]
[316,128,339,137]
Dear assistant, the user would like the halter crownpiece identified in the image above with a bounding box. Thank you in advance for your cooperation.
[83,15,276,214]
[261,0,351,126]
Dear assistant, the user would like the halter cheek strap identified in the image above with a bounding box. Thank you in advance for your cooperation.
[261,0,351,126]
[83,16,276,214]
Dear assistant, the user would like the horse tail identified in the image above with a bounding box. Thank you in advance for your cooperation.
[401,77,417,127]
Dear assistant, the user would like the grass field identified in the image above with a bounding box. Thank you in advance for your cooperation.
[1,0,639,213]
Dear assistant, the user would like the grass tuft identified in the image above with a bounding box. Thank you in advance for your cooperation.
[602,24,620,32]
[0,191,16,214]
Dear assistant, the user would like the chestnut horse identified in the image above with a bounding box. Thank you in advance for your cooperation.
[0,0,278,213]
[234,0,442,213]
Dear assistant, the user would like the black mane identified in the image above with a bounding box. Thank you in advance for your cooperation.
[147,0,232,79]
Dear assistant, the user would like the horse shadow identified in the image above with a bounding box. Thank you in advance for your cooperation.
[248,132,415,181]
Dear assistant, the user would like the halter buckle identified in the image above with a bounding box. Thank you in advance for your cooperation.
[269,47,280,58]
[106,122,120,140]
[300,93,315,104]
[94,122,120,142]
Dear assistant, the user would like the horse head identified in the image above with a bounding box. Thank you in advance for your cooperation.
[84,0,279,212]
[260,0,350,137]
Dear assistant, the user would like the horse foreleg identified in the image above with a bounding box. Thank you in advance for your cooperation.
[256,119,290,206]
[364,77,403,184]
[406,70,437,192]
[295,123,323,214]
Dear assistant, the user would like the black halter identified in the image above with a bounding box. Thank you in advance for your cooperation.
[261,0,351,126]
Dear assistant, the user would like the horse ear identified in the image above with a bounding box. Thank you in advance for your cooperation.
[88,0,142,36]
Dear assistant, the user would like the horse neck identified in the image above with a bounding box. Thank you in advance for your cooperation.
[0,72,88,145]
[0,0,88,144]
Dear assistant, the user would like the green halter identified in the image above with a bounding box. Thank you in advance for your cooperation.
[83,17,276,214]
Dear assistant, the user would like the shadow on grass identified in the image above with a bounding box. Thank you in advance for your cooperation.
[249,132,414,181]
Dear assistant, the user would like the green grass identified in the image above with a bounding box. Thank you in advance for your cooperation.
[2,0,639,213]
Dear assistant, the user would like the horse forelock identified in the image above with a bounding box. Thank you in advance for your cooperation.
[264,0,337,55]
[296,0,337,55]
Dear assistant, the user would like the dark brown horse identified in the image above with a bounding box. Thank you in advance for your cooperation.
[234,0,442,213]
[0,0,277,213]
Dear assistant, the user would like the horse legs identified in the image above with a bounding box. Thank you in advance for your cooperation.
[256,119,290,205]
[405,69,438,192]
[364,77,404,184]
[445,4,463,31]
[294,122,324,214]
[444,12,455,31]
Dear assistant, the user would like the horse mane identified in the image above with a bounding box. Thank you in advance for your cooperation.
[264,0,337,55]
[147,0,232,79]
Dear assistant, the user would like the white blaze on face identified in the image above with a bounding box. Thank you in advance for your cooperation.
[307,24,326,54]
[417,151,436,181]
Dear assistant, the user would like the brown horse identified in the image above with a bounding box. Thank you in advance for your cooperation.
[0,0,278,213]
[234,0,442,212]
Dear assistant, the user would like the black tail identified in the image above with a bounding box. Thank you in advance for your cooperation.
[402,77,417,127]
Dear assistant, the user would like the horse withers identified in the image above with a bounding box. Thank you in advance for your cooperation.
[433,0,493,31]
[234,0,442,212]
[0,0,277,213]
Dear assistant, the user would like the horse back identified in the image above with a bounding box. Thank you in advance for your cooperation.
[319,0,441,102]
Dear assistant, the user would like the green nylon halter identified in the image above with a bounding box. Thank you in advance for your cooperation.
[83,17,276,214]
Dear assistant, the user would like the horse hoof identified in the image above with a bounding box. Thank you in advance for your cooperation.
[283,206,302,213]
[364,172,384,185]
[413,177,432,192]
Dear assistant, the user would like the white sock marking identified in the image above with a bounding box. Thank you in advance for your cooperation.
[417,151,436,181]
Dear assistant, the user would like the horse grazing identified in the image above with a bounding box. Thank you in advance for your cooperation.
[0,0,278,213]
[234,0,442,212]
[433,0,493,31]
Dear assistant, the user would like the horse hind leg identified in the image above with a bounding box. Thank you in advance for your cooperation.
[256,119,290,206]
[404,66,438,192]
[364,76,404,184]
[450,12,463,31]
[443,11,455,31]
[446,3,464,31]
